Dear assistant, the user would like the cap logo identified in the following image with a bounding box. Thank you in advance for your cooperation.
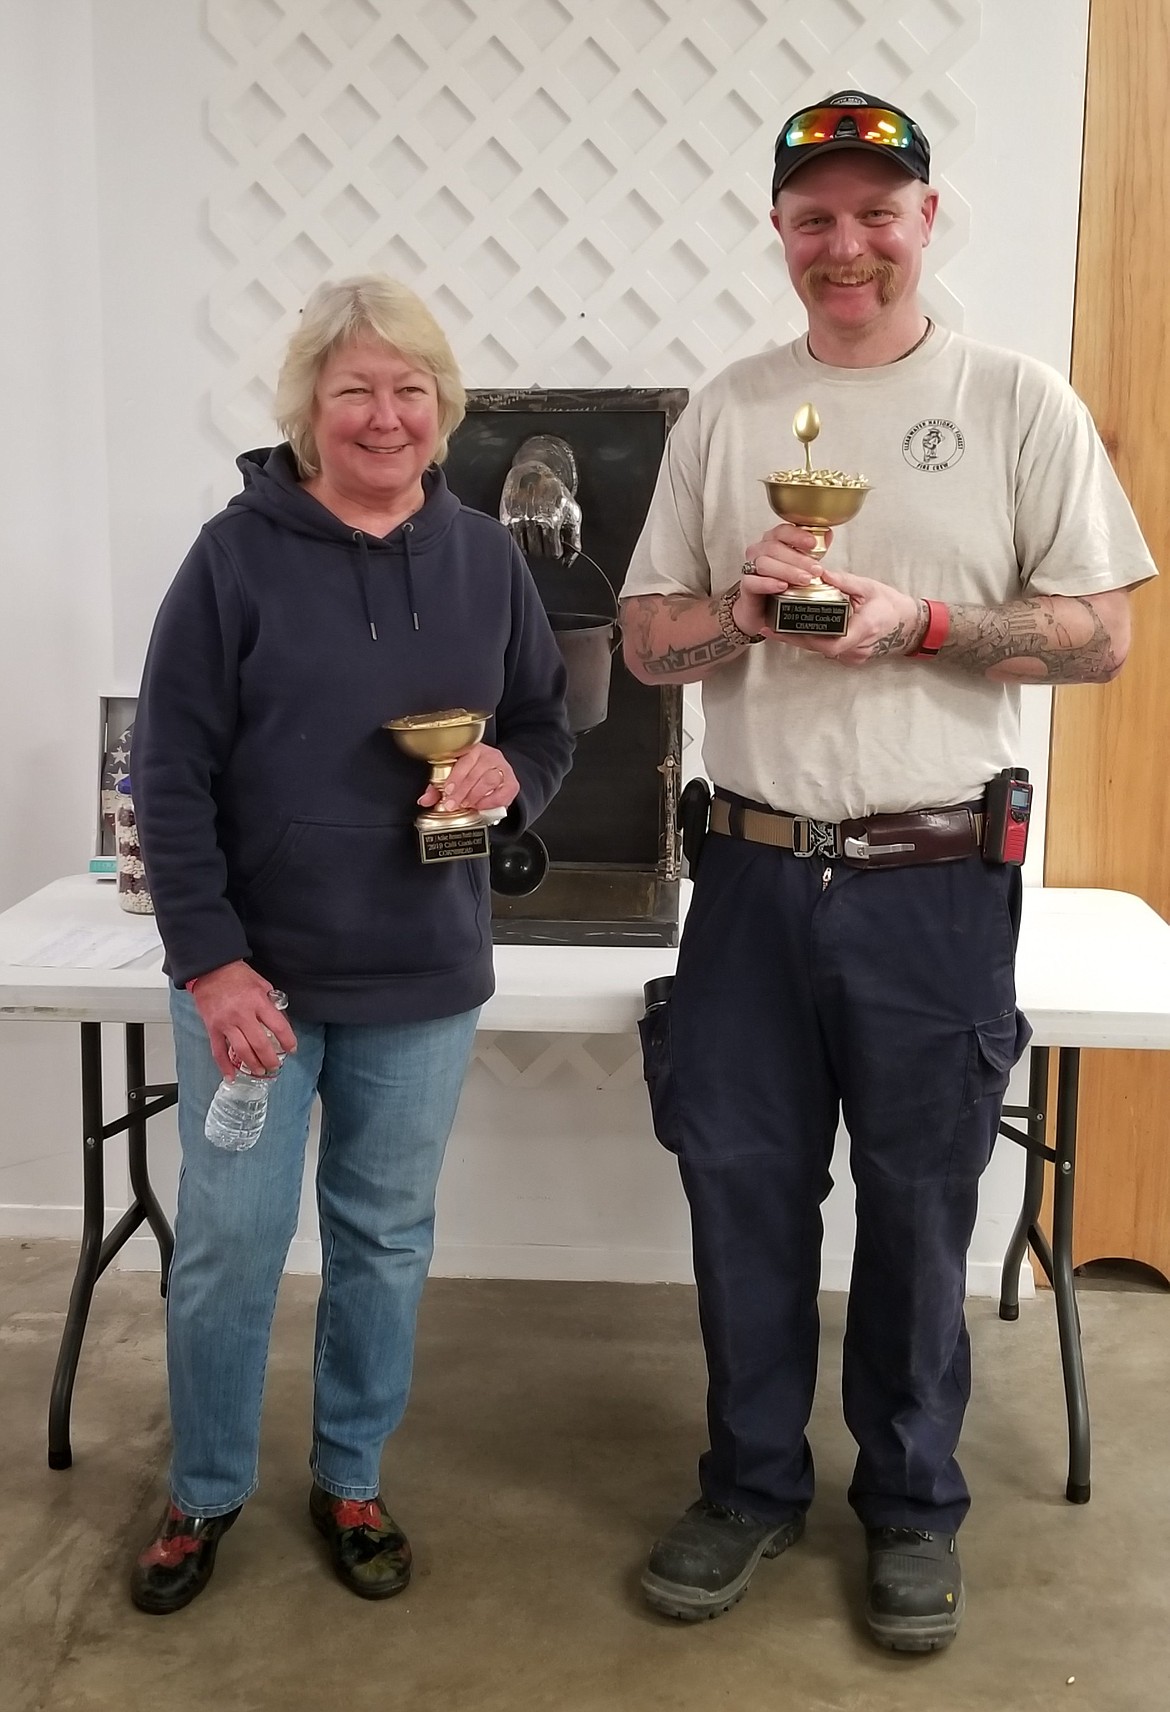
[830,94,866,105]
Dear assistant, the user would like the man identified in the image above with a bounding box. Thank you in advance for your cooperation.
[620,90,1156,1652]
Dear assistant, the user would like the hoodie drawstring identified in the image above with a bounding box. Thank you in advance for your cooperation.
[352,531,377,641]
[402,522,419,631]
[352,524,419,640]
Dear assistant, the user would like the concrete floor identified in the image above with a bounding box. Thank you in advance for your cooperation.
[3,1240,1168,1712]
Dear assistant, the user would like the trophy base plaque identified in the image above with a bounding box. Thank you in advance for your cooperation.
[415,812,491,865]
[766,590,851,636]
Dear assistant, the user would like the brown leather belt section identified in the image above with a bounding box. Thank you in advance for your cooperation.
[709,793,985,869]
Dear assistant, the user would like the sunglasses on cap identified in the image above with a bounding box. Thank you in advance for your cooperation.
[783,104,919,152]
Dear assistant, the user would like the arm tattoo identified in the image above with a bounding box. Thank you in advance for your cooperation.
[621,593,743,678]
[870,601,927,659]
[940,596,1122,683]
[643,637,742,676]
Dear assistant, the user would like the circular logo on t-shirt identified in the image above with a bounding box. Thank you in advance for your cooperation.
[902,418,965,472]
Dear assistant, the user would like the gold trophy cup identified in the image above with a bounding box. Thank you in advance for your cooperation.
[761,403,870,636]
[383,708,495,864]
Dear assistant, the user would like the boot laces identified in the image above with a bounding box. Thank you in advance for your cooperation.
[333,1497,383,1532]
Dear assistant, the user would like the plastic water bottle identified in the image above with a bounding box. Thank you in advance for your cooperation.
[203,990,289,1152]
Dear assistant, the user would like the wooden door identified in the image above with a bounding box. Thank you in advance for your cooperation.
[1043,0,1170,1278]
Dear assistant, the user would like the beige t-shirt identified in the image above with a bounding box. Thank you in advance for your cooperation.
[621,328,1157,820]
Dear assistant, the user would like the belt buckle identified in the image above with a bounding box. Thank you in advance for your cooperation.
[841,824,918,866]
[792,817,840,859]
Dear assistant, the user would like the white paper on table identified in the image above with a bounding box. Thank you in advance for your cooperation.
[4,920,163,969]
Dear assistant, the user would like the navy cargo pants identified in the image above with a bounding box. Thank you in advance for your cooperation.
[640,824,1030,1534]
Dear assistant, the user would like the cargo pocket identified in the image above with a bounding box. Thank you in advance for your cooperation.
[949,1007,1033,1184]
[637,980,684,1155]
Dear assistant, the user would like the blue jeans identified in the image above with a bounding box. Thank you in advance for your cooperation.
[165,988,479,1516]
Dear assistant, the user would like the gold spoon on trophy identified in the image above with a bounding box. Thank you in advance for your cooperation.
[760,403,871,636]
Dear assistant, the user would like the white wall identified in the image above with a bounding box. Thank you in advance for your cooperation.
[0,0,115,1222]
[0,0,114,903]
[0,0,1092,1292]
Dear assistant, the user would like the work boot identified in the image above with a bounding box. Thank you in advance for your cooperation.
[641,1497,805,1621]
[309,1483,412,1600]
[864,1527,964,1651]
[129,1501,241,1615]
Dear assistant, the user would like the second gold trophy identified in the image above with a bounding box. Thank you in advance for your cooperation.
[383,708,496,864]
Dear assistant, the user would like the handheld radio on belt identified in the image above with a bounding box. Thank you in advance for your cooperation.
[982,767,1032,865]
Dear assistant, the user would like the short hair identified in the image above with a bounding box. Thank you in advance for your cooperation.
[274,274,467,476]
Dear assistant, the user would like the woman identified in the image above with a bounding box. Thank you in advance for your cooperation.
[130,275,572,1614]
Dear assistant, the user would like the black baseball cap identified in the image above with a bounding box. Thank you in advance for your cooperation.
[772,90,931,199]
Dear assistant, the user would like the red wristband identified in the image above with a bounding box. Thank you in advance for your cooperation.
[912,599,949,657]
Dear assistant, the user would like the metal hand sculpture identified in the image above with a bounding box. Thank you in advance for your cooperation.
[500,434,582,561]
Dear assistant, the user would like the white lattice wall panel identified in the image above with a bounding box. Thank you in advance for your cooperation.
[471,1031,645,1091]
[205,0,979,451]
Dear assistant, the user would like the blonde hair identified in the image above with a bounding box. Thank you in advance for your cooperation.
[275,275,467,476]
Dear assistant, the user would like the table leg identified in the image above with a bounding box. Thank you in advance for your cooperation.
[48,1023,106,1470]
[48,1022,177,1469]
[999,1046,1049,1319]
[997,1043,1090,1502]
[1050,1047,1090,1503]
[124,1023,174,1295]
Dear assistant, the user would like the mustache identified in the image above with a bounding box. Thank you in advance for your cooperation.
[802,259,900,304]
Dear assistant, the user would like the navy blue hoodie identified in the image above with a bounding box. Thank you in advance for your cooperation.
[133,445,572,1023]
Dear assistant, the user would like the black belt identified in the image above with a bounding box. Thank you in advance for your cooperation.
[709,791,985,869]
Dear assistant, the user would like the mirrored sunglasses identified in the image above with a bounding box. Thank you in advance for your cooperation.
[783,106,916,151]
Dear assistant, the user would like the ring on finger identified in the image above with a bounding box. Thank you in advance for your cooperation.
[741,559,756,576]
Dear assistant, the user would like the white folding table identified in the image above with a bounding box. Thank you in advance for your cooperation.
[3,876,1170,1497]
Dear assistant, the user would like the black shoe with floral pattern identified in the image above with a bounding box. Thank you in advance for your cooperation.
[129,1501,242,1615]
[309,1483,412,1600]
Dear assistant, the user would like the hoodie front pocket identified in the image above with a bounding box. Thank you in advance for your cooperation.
[241,819,485,979]
[246,822,306,896]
